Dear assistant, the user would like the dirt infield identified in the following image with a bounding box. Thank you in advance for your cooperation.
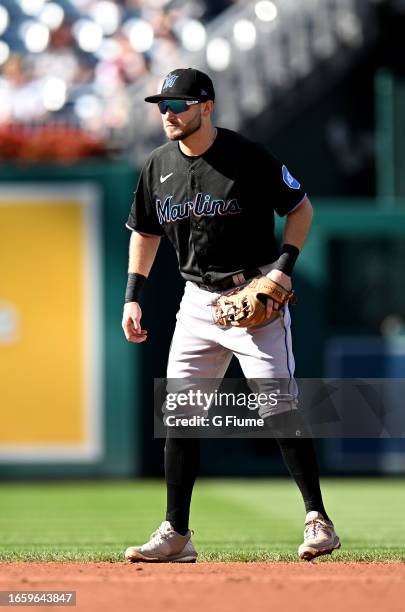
[1,562,404,612]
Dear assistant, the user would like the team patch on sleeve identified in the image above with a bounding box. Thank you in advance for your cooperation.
[282,165,301,190]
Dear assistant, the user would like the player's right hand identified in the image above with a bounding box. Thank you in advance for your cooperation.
[122,302,148,343]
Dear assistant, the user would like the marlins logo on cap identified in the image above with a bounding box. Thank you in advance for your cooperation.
[163,74,179,89]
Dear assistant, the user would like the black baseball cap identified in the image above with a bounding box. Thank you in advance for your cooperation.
[144,68,215,103]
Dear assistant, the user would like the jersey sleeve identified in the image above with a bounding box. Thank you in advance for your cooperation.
[256,147,307,217]
[126,162,165,237]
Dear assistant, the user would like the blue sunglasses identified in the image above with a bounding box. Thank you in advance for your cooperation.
[158,99,200,115]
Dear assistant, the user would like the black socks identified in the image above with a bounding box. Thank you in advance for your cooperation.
[164,436,200,535]
[266,411,329,520]
[275,435,329,520]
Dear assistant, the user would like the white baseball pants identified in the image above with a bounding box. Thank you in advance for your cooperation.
[166,264,299,418]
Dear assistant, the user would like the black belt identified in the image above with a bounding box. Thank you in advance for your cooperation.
[196,267,262,292]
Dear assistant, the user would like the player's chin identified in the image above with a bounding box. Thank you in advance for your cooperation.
[164,126,183,141]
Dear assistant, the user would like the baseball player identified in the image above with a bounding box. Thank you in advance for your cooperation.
[122,68,340,562]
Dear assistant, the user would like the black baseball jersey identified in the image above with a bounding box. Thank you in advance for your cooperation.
[126,127,307,285]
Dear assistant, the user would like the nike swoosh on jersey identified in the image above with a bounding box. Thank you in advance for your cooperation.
[160,172,173,183]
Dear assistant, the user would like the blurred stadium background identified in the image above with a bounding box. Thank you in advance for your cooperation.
[1,0,405,481]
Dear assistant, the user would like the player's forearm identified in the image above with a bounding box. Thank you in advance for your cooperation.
[282,197,313,250]
[128,231,161,276]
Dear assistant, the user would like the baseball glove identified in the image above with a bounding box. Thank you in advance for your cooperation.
[213,276,296,328]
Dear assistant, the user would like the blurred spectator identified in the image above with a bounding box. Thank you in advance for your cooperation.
[0,0,233,161]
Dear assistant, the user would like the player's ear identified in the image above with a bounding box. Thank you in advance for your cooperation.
[201,100,214,117]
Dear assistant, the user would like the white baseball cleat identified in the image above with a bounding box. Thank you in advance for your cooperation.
[125,521,198,563]
[298,511,341,561]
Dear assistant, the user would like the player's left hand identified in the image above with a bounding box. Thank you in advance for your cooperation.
[265,270,292,319]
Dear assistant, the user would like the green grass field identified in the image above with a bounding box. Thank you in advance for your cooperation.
[0,479,404,562]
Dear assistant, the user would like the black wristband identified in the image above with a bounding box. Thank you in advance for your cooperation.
[125,273,147,303]
[273,244,300,277]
